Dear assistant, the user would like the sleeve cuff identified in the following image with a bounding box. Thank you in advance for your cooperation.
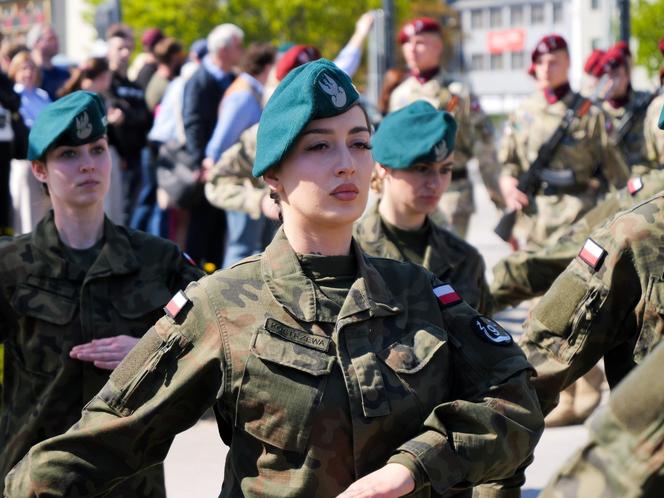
[387,452,428,493]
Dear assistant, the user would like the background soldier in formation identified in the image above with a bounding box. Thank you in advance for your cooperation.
[389,17,503,238]
[0,91,203,497]
[498,34,629,250]
[355,100,493,315]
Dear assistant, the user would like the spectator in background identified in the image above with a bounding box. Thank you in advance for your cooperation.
[57,57,125,225]
[26,24,69,101]
[130,27,165,90]
[145,37,184,111]
[106,24,152,225]
[8,50,51,235]
[204,43,276,267]
[182,23,243,270]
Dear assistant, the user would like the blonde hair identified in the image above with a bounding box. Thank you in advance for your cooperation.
[8,50,36,82]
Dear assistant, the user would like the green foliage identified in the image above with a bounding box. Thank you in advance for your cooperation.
[85,0,452,60]
[632,0,664,76]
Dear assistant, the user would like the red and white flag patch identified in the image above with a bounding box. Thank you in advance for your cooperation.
[434,284,462,307]
[578,238,607,271]
[164,290,189,320]
[627,177,643,196]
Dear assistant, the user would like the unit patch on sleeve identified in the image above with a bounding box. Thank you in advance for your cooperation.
[578,238,607,271]
[433,284,462,307]
[164,290,190,320]
[471,316,513,346]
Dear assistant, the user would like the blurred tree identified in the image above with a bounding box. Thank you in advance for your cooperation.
[85,0,457,65]
[632,0,664,77]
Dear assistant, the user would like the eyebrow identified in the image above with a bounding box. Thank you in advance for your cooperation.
[301,126,370,137]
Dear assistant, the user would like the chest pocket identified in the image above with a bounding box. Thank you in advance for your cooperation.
[110,279,173,337]
[10,281,79,375]
[378,322,451,411]
[634,277,664,364]
[236,325,334,454]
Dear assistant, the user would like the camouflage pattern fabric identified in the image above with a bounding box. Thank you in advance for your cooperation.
[5,228,543,498]
[490,168,664,311]
[354,200,494,315]
[499,90,629,248]
[602,89,657,175]
[540,338,664,498]
[389,71,503,238]
[477,191,664,498]
[205,124,268,218]
[644,92,664,167]
[0,211,203,497]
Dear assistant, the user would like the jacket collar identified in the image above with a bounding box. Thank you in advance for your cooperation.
[31,211,140,280]
[262,227,401,323]
[355,201,457,278]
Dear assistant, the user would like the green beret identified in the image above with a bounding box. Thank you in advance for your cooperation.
[253,59,360,177]
[372,100,457,169]
[28,90,107,161]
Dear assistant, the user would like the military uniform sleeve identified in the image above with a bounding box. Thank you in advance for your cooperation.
[4,279,225,497]
[497,115,523,179]
[592,108,629,189]
[387,287,543,494]
[204,126,267,218]
[519,217,640,415]
[540,338,664,498]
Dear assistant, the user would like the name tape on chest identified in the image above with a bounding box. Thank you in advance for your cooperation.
[433,284,462,307]
[471,316,513,346]
[578,238,607,271]
[164,290,190,320]
[627,177,644,196]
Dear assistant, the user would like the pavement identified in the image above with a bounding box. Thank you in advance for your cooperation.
[162,161,599,497]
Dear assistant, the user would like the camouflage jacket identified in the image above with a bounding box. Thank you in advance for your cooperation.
[644,91,664,167]
[520,192,664,415]
[388,70,503,209]
[499,89,629,248]
[491,169,664,311]
[541,338,664,498]
[602,88,657,175]
[0,211,202,496]
[354,201,493,316]
[205,123,268,219]
[5,228,543,498]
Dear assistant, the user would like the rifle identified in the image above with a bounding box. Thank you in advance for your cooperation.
[612,89,660,148]
[494,92,597,242]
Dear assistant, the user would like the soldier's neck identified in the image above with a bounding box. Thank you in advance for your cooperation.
[378,197,427,231]
[282,217,353,256]
[542,82,572,104]
[52,204,105,250]
[413,66,441,84]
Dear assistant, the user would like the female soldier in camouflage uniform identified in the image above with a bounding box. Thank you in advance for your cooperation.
[5,62,542,498]
[0,91,202,497]
[355,100,493,315]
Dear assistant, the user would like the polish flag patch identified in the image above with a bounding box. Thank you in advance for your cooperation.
[164,290,190,320]
[434,284,462,307]
[627,177,643,196]
[578,238,607,271]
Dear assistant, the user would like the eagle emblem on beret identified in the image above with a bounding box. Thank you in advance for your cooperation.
[319,73,347,108]
[75,112,92,140]
[433,140,448,161]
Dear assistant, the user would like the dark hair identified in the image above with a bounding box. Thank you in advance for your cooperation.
[57,57,109,98]
[378,67,407,115]
[240,43,277,77]
[154,37,183,65]
[106,23,132,41]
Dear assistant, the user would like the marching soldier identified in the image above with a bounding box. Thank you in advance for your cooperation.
[389,17,502,238]
[498,34,629,249]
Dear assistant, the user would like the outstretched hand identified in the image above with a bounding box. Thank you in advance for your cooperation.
[70,335,140,370]
[336,463,415,498]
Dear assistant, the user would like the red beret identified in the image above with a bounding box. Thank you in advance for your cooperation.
[397,17,442,45]
[583,49,605,76]
[275,45,321,81]
[531,34,568,63]
[141,28,164,50]
[527,63,536,78]
[659,37,664,56]
[613,40,631,58]
[598,44,629,75]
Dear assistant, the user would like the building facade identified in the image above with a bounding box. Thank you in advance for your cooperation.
[450,0,616,114]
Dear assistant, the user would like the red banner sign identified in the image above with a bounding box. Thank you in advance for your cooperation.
[487,29,525,54]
